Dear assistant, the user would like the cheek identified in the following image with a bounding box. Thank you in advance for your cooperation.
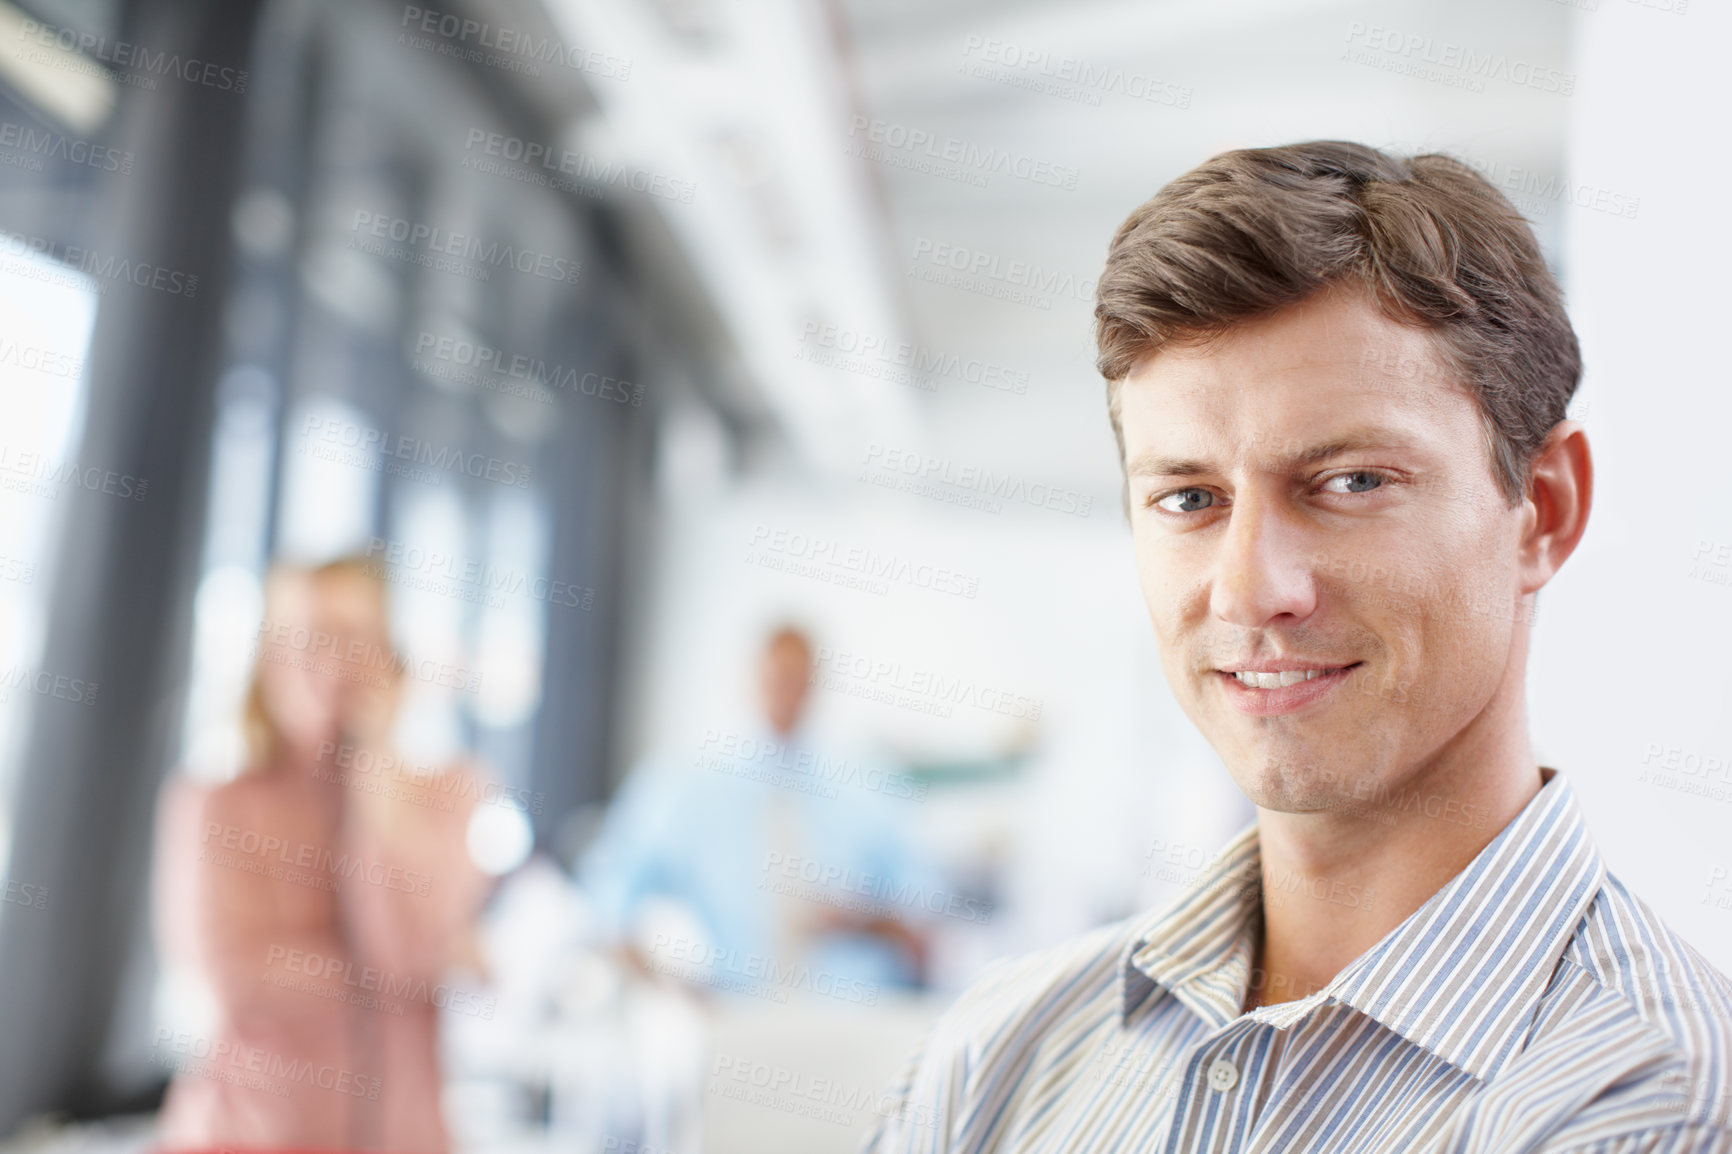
[1422,584,1511,684]
[1135,540,1210,705]
[1357,558,1514,714]
[1421,520,1520,649]
[1135,545,1179,643]
[261,658,308,702]
[1135,534,1206,633]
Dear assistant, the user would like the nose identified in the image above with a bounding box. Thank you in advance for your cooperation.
[1208,490,1318,629]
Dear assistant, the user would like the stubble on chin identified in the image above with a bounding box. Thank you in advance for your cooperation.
[1231,749,1336,813]
[1221,732,1385,813]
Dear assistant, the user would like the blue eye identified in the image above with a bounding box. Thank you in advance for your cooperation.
[1155,487,1215,513]
[1322,471,1386,494]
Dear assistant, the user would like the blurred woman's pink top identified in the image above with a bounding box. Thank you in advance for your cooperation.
[152,760,491,1153]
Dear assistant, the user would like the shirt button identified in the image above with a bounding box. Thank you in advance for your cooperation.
[1207,1058,1239,1092]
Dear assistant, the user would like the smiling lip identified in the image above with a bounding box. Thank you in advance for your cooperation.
[1216,662,1362,716]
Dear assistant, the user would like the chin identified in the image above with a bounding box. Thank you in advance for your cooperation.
[1219,742,1341,806]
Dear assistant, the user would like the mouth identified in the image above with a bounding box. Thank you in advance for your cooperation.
[1215,662,1363,716]
[1225,665,1356,689]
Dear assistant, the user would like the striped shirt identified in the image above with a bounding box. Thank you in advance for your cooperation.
[865,771,1732,1153]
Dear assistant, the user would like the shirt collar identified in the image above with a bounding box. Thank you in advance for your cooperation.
[1119,770,1606,1083]
[1120,826,1262,1027]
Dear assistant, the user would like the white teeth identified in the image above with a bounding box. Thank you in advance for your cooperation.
[1232,668,1333,688]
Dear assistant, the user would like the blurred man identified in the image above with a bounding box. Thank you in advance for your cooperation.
[583,625,933,1003]
[867,142,1732,1151]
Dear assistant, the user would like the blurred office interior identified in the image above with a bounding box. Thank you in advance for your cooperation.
[0,0,1726,1150]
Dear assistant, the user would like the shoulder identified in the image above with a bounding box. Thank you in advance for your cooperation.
[590,757,733,853]
[156,771,211,827]
[916,914,1140,1084]
[1566,872,1732,1044]
[1545,871,1732,1139]
[198,769,272,829]
[866,916,1145,1153]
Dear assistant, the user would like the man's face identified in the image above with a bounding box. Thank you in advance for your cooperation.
[1119,287,1530,815]
[760,635,813,735]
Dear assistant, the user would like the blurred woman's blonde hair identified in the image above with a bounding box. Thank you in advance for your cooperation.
[239,555,394,770]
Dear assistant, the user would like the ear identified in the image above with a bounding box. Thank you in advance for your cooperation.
[1518,420,1592,595]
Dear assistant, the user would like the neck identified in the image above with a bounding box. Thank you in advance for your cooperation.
[1244,675,1544,1012]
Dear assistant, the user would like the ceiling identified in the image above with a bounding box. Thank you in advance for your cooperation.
[537,0,1576,496]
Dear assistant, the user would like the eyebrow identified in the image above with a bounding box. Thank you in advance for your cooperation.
[1125,430,1416,478]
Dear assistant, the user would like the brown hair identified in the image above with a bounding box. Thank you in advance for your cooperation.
[1094,140,1580,506]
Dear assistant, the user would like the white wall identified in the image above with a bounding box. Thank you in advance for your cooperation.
[1532,0,1732,966]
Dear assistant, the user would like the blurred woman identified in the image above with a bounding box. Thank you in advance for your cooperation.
[153,558,493,1152]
